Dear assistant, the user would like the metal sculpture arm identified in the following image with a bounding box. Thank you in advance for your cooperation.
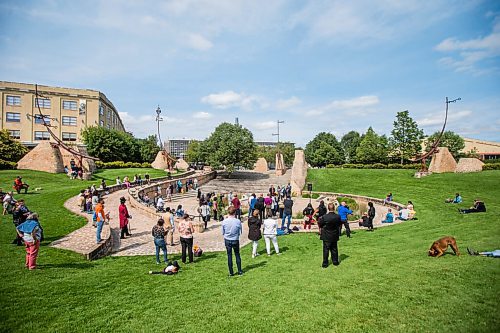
[34,84,100,163]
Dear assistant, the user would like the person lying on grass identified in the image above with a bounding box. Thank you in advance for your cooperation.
[149,261,181,275]
[459,199,486,214]
[467,248,500,257]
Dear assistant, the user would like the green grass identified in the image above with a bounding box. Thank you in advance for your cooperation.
[0,168,499,332]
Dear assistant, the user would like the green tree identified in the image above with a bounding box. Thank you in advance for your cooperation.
[305,132,344,167]
[0,129,28,162]
[340,131,361,163]
[81,126,141,162]
[256,142,296,167]
[186,140,208,164]
[202,122,257,175]
[389,110,424,164]
[137,135,160,163]
[425,131,465,159]
[356,127,389,164]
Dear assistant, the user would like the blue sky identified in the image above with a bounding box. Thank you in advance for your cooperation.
[1,0,499,146]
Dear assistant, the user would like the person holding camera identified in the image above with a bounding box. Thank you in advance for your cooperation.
[337,201,352,238]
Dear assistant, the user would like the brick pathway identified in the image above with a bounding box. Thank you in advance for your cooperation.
[53,170,404,259]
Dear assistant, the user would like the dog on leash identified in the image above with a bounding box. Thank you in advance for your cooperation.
[428,236,460,257]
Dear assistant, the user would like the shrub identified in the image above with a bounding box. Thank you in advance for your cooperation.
[95,161,152,169]
[483,159,500,164]
[337,196,359,211]
[482,163,500,170]
[371,163,386,169]
[0,159,17,170]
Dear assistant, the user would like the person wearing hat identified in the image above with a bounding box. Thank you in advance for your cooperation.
[119,197,132,239]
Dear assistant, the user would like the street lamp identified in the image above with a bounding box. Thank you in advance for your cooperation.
[155,105,163,150]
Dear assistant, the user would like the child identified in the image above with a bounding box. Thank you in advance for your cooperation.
[381,209,394,223]
[149,261,180,275]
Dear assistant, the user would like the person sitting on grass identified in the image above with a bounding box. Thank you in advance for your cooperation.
[381,208,394,223]
[467,248,500,257]
[149,261,181,274]
[383,192,393,205]
[459,199,486,214]
[13,176,29,194]
[407,201,416,220]
[396,207,409,221]
[445,193,462,204]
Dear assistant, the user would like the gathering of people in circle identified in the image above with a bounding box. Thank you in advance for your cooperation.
[3,172,491,273]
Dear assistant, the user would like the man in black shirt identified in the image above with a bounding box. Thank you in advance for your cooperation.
[318,203,342,268]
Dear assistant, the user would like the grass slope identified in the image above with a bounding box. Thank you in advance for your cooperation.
[0,169,499,332]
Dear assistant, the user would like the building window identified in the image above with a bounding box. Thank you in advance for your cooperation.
[8,130,20,139]
[6,112,21,122]
[107,110,111,119]
[34,98,51,109]
[62,100,78,111]
[100,120,104,127]
[6,95,21,106]
[34,131,50,141]
[34,114,51,125]
[99,103,104,115]
[62,132,77,141]
[62,116,77,126]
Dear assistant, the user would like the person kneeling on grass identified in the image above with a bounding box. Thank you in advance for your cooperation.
[381,209,394,223]
[149,261,181,275]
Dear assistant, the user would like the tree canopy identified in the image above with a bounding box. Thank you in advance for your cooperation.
[256,142,296,167]
[0,129,28,162]
[425,131,465,159]
[340,131,361,163]
[389,110,424,164]
[305,132,344,167]
[202,122,257,175]
[356,127,389,164]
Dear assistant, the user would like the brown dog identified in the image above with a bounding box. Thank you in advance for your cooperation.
[428,236,460,257]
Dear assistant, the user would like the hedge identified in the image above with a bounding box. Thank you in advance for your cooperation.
[325,163,421,169]
[482,163,500,170]
[0,159,17,170]
[95,161,152,169]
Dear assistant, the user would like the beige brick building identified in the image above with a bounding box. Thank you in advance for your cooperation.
[0,81,125,146]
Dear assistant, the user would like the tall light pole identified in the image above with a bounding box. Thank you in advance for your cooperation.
[155,106,163,150]
[272,120,285,144]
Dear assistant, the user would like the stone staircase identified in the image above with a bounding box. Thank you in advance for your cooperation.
[200,170,291,195]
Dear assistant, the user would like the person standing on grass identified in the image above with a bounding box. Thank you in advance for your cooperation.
[337,201,352,238]
[151,218,168,264]
[95,198,107,243]
[318,203,341,268]
[248,209,262,258]
[232,194,241,220]
[119,197,132,239]
[16,213,42,270]
[281,196,293,231]
[200,201,211,230]
[178,214,194,264]
[367,202,375,231]
[12,200,30,246]
[222,206,243,276]
[262,212,280,256]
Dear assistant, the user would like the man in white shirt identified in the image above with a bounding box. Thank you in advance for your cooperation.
[262,213,280,256]
[157,197,165,212]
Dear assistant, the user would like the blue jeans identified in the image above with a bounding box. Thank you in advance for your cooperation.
[96,221,104,243]
[281,213,291,230]
[224,239,242,275]
[248,208,254,217]
[154,238,168,263]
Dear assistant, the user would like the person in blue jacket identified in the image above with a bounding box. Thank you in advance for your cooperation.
[337,201,352,238]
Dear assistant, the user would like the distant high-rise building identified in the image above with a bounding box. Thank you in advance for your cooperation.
[165,138,191,158]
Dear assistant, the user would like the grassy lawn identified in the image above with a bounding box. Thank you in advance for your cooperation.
[0,168,499,332]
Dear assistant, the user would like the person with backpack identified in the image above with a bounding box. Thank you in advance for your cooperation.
[16,213,43,270]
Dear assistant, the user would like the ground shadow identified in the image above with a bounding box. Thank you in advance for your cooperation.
[243,261,267,272]
[194,252,218,263]
[340,254,350,261]
[116,241,149,252]
[39,262,95,269]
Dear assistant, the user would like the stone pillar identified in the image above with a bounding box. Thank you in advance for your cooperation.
[428,147,457,173]
[290,149,308,196]
[17,142,65,173]
[275,152,286,176]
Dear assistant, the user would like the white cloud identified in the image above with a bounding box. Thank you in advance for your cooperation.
[201,90,262,110]
[253,121,277,130]
[436,20,500,74]
[305,109,324,117]
[186,33,213,51]
[417,110,472,126]
[275,96,301,109]
[192,111,213,119]
[327,95,379,109]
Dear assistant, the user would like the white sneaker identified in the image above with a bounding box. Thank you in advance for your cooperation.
[252,254,256,259]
